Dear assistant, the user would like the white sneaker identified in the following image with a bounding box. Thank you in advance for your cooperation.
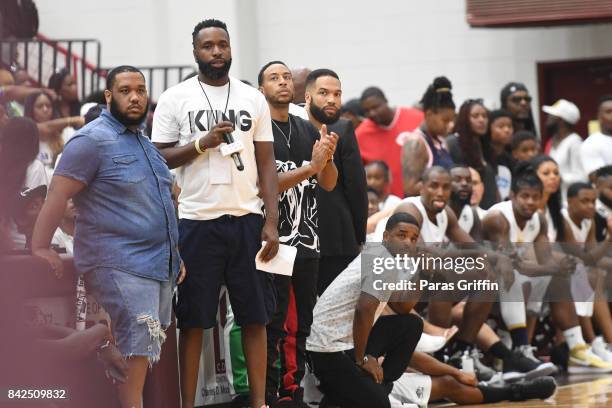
[569,344,612,374]
[591,337,612,363]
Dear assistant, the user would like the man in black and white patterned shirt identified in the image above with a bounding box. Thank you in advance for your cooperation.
[258,60,338,407]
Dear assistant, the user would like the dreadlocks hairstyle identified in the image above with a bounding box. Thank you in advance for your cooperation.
[530,155,564,241]
[420,76,455,112]
[500,81,537,135]
[453,99,487,171]
[192,19,229,47]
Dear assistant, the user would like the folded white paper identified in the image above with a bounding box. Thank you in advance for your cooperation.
[256,242,297,276]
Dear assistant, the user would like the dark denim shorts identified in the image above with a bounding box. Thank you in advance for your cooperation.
[176,214,276,329]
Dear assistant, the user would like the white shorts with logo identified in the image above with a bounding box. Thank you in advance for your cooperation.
[389,373,432,408]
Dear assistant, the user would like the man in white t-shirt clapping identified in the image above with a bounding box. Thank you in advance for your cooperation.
[152,19,279,408]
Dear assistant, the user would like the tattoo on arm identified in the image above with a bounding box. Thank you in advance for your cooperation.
[402,138,428,196]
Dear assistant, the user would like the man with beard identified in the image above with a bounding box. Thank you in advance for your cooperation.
[151,19,279,408]
[308,213,558,407]
[393,166,504,382]
[304,69,369,296]
[258,61,337,407]
[450,165,482,240]
[31,65,184,408]
[483,164,612,374]
[357,86,424,197]
[500,82,537,135]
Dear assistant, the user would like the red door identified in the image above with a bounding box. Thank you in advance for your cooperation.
[537,57,612,147]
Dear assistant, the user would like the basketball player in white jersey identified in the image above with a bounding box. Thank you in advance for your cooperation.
[448,164,559,380]
[449,165,482,240]
[483,164,612,374]
[394,166,509,381]
[562,182,612,362]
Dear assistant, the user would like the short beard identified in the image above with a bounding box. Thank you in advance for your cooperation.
[266,94,291,109]
[197,57,232,80]
[110,97,148,128]
[451,191,471,208]
[309,102,340,125]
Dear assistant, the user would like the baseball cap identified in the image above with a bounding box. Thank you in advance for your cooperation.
[19,185,47,203]
[542,99,580,125]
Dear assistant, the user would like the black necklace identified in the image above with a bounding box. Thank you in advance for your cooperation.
[197,76,231,124]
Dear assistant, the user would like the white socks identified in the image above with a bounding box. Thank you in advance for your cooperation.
[564,326,586,350]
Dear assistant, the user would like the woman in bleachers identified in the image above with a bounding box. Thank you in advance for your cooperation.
[48,68,82,118]
[24,90,83,172]
[447,99,498,209]
[482,109,514,201]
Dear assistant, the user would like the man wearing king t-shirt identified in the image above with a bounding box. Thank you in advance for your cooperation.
[152,19,279,408]
[357,86,423,198]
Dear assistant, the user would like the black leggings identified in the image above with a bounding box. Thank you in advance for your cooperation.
[309,314,423,408]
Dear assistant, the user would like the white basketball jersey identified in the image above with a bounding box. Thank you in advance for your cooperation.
[488,200,540,243]
[401,196,448,243]
[457,205,474,234]
[562,208,591,243]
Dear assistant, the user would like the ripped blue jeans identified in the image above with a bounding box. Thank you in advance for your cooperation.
[85,267,173,365]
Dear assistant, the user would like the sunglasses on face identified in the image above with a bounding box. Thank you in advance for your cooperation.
[510,95,532,104]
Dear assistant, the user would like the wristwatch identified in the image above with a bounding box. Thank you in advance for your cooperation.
[357,355,369,366]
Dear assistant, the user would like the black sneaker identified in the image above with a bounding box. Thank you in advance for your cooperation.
[509,376,557,401]
[503,345,558,382]
[231,394,250,408]
[550,342,569,372]
[448,349,497,382]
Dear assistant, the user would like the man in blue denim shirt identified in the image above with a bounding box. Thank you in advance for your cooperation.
[32,65,184,408]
